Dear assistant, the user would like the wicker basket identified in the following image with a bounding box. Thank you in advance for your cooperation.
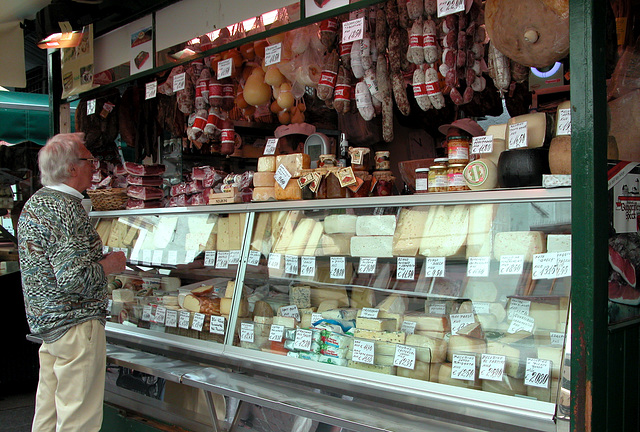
[87,188,128,211]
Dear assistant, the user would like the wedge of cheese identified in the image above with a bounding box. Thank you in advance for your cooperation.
[419,205,470,257]
[323,214,357,234]
[216,217,230,251]
[396,360,431,381]
[493,231,546,262]
[405,333,447,363]
[319,233,353,256]
[447,335,487,362]
[276,153,311,178]
[311,286,349,307]
[466,204,497,258]
[284,218,318,255]
[392,207,431,256]
[250,212,272,256]
[350,287,375,308]
[355,215,397,236]
[376,294,407,314]
[402,313,450,333]
[356,317,397,331]
[302,221,324,256]
[272,211,302,253]
[352,328,406,344]
[506,112,546,149]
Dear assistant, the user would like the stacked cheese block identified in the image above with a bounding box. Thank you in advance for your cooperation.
[274,153,311,200]
[252,156,277,201]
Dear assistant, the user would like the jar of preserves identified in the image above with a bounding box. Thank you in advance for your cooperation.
[428,158,448,192]
[447,163,470,191]
[326,168,347,198]
[298,169,315,200]
[347,171,372,198]
[318,154,338,167]
[415,168,429,193]
[315,168,329,199]
[348,147,371,171]
[447,135,471,164]
[372,171,395,196]
[375,151,391,170]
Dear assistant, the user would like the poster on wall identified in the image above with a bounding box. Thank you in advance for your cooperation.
[130,26,153,74]
[60,25,94,99]
[305,0,350,17]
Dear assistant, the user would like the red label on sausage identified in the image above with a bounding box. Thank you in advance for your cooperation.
[221,129,234,143]
[319,70,338,87]
[334,84,351,101]
[340,42,353,56]
[196,79,208,98]
[425,80,441,96]
[409,35,422,48]
[193,115,207,132]
[222,84,234,98]
[423,34,437,47]
[413,83,428,97]
[321,18,338,32]
[209,82,223,98]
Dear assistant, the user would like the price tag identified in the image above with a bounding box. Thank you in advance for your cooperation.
[450,313,475,335]
[300,256,316,277]
[311,313,323,326]
[240,322,255,343]
[269,324,285,342]
[358,257,377,274]
[268,253,282,269]
[428,303,447,315]
[550,332,565,347]
[192,312,205,332]
[142,249,152,265]
[216,251,229,269]
[451,354,476,381]
[508,121,528,149]
[499,255,524,275]
[424,257,445,278]
[87,99,96,115]
[185,250,198,264]
[229,250,241,265]
[532,252,558,280]
[204,250,217,267]
[342,17,365,44]
[130,248,140,262]
[173,72,186,92]
[508,298,531,320]
[280,305,301,322]
[508,313,536,334]
[556,251,571,278]
[293,329,313,351]
[352,339,375,364]
[285,255,299,275]
[103,246,109,254]
[264,138,278,155]
[145,81,157,100]
[330,256,346,279]
[525,358,552,388]
[472,302,491,315]
[437,0,465,17]
[467,256,490,277]
[178,311,191,329]
[264,43,282,66]
[396,257,416,280]
[360,307,379,319]
[217,58,233,79]
[165,310,178,328]
[556,108,571,136]
[401,320,417,334]
[471,135,493,154]
[107,299,113,314]
[394,344,416,370]
[479,354,506,381]
[248,250,261,266]
[167,250,178,266]
[274,164,292,189]
[152,249,163,266]
[154,306,167,324]
[142,305,153,321]
[210,316,225,335]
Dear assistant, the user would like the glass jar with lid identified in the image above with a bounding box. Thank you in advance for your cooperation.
[428,158,449,192]
[415,168,429,193]
[447,163,470,191]
[447,135,471,164]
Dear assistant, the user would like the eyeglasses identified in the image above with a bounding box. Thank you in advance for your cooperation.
[78,158,96,163]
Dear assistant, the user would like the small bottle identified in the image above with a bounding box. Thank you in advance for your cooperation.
[338,133,349,167]
[415,168,429,193]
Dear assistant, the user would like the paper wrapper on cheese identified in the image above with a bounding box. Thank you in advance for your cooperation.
[392,207,431,256]
[493,231,546,262]
[506,113,547,149]
[419,205,469,257]
[466,204,497,258]
[275,153,311,178]
[284,219,318,255]
[323,214,357,234]
[319,233,353,256]
[350,236,394,257]
[355,215,397,236]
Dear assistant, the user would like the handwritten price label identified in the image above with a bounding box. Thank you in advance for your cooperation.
[300,256,316,277]
[229,250,241,265]
[556,251,571,278]
[154,306,166,324]
[342,17,365,44]
[204,250,216,267]
[217,58,233,79]
[330,256,346,279]
[499,255,524,275]
[247,250,261,266]
[269,324,285,342]
[471,135,494,154]
[178,311,191,329]
[173,72,186,92]
[145,81,157,100]
[479,354,506,381]
[240,322,255,343]
[352,339,375,364]
[185,250,198,264]
[167,250,178,266]
[556,108,571,136]
[268,253,282,269]
[467,256,490,277]
[394,344,416,370]
[103,246,109,254]
[264,138,278,155]
[360,308,379,319]
[450,313,475,335]
[508,312,536,334]
[358,257,377,274]
[165,310,178,328]
[472,302,491,315]
[428,303,447,315]
[311,313,323,326]
[210,316,225,335]
[401,320,417,334]
[280,305,301,322]
[285,255,299,275]
[532,252,558,280]
[550,332,565,347]
[142,305,153,321]
[525,358,551,388]
[264,43,282,66]
[152,249,163,266]
[424,257,445,278]
[293,329,313,351]
[192,313,205,332]
[215,251,229,269]
[508,298,531,320]
[87,99,96,115]
[508,121,528,149]
[274,164,292,190]
[396,257,416,280]
[451,354,476,381]
[142,249,152,265]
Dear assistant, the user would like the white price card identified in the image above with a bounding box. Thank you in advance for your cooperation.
[508,298,531,320]
[269,324,285,342]
[229,250,241,265]
[274,164,292,189]
[154,306,167,324]
[508,121,528,149]
[394,344,416,370]
[532,252,558,280]
[352,339,375,364]
[358,257,377,274]
[240,322,255,343]
[300,256,316,277]
[87,99,96,115]
[268,253,282,269]
[264,138,278,155]
[330,256,346,279]
[103,246,109,254]
[173,72,186,92]
[429,303,447,315]
[556,251,571,278]
[467,256,490,277]
[280,305,301,322]
[264,43,282,66]
[479,354,506,381]
[178,311,191,329]
[472,302,491,315]
[342,17,365,44]
[550,332,566,347]
[217,58,233,79]
[210,316,225,335]
[107,299,113,314]
[471,135,493,154]
[360,307,379,319]
[165,310,178,328]
[152,249,163,266]
[167,250,178,266]
[556,108,571,136]
[185,250,198,264]
[215,251,229,269]
[142,249,152,265]
[451,354,476,381]
[424,257,445,278]
[508,312,536,334]
[311,313,323,326]
[450,313,475,335]
[499,255,524,275]
[293,329,313,351]
[525,358,552,388]
[130,248,140,262]
[204,250,216,267]
[142,305,153,321]
[247,250,261,266]
[285,255,299,275]
[145,81,157,100]
[396,257,416,280]
[401,320,417,334]
[192,312,205,332]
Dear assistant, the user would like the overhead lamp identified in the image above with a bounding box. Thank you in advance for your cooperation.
[37,21,83,49]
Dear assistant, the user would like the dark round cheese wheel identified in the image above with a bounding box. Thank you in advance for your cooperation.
[497,148,550,188]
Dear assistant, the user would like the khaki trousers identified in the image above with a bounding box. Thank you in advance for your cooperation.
[32,319,106,432]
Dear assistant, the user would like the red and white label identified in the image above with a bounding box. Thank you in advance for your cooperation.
[413,83,428,97]
[321,18,338,32]
[409,35,422,48]
[340,42,353,56]
[423,34,437,47]
[223,84,234,98]
[209,82,223,98]
[425,80,441,96]
[192,115,207,132]
[319,70,338,88]
[221,129,234,143]
[334,84,351,101]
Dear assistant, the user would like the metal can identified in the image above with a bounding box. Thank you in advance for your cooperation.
[447,135,471,164]
[447,163,470,191]
[428,158,449,192]
[415,168,429,193]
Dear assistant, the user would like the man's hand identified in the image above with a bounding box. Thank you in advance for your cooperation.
[99,251,127,275]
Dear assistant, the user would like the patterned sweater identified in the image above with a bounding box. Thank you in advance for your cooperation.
[18,187,108,343]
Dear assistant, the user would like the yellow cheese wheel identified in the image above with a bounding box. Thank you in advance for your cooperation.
[253,171,276,187]
[274,180,303,200]
[463,159,498,190]
[275,153,311,177]
[252,186,276,202]
[257,156,276,172]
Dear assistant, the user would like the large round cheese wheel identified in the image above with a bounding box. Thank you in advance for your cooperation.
[253,171,276,187]
[497,148,550,188]
[252,186,276,201]
[257,156,276,172]
[548,135,571,174]
[463,159,499,190]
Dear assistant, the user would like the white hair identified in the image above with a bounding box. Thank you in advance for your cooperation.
[38,133,86,186]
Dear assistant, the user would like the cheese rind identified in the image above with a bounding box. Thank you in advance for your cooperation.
[275,180,303,201]
[257,156,277,172]
[493,231,546,262]
[323,215,358,234]
[252,186,276,202]
[350,236,394,257]
[355,215,397,236]
[275,153,311,177]
[356,317,397,331]
[253,171,276,187]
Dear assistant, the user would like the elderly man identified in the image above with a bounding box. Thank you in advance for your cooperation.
[18,133,126,432]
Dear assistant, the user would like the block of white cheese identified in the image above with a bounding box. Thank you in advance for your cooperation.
[275,153,311,178]
[250,212,272,256]
[403,313,450,333]
[302,221,324,256]
[274,180,303,201]
[257,156,276,172]
[352,328,406,344]
[537,346,563,378]
[547,234,571,252]
[447,335,487,362]
[252,186,276,202]
[284,218,318,255]
[355,215,397,236]
[356,317,397,331]
[506,112,546,149]
[392,207,431,256]
[493,231,546,262]
[112,289,135,302]
[419,205,469,257]
[228,213,242,251]
[350,236,394,257]
[319,233,353,256]
[216,217,230,251]
[253,171,276,187]
[323,214,358,234]
[405,334,447,363]
[289,285,312,308]
[466,204,496,258]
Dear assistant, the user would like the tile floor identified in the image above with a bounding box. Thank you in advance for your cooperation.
[0,391,35,432]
